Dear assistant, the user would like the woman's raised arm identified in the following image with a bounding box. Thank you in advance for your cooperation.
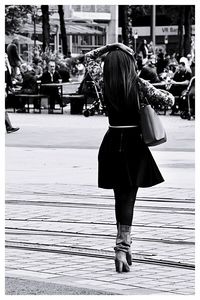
[138,78,175,107]
[84,43,134,59]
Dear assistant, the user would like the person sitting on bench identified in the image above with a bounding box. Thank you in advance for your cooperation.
[41,60,65,113]
[15,63,38,112]
[169,62,192,115]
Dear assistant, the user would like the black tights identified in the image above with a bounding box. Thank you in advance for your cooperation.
[114,187,138,226]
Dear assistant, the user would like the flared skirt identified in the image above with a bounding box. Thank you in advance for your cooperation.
[98,127,164,189]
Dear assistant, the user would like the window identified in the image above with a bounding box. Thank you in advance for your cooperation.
[82,5,95,12]
[80,35,92,45]
[72,35,79,44]
[96,5,111,13]
[94,35,104,45]
[72,5,81,11]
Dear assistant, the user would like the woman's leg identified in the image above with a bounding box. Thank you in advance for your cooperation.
[113,186,138,272]
[114,186,138,226]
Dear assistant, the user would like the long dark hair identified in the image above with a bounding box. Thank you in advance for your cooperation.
[103,49,138,112]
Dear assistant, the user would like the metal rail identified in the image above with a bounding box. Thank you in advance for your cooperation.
[6,240,195,271]
[6,195,195,272]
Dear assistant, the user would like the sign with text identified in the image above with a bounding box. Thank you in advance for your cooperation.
[118,25,195,36]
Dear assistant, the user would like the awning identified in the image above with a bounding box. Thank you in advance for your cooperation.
[19,20,105,35]
[63,23,104,35]
[5,33,42,45]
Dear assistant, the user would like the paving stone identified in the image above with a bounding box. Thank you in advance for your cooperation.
[5,115,195,295]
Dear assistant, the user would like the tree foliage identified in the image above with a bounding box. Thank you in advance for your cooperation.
[5,5,33,35]
[156,5,195,56]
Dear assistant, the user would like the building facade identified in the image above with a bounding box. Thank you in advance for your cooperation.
[8,5,194,57]
[55,5,118,55]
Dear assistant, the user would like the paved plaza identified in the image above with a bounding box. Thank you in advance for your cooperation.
[5,109,195,295]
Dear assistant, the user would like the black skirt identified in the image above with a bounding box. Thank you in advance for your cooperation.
[98,127,164,189]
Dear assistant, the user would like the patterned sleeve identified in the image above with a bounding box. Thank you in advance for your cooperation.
[138,78,175,107]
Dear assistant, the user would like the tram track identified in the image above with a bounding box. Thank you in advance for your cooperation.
[6,199,194,215]
[6,224,195,271]
[5,240,195,271]
[6,190,195,203]
[6,193,195,273]
[5,218,194,231]
[5,226,195,246]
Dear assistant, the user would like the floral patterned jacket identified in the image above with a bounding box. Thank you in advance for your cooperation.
[138,78,175,107]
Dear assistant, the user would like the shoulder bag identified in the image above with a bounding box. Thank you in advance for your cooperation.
[137,87,167,147]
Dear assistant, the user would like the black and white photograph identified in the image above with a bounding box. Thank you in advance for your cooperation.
[4,1,197,296]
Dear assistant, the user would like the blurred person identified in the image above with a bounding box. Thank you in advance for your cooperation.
[33,45,42,60]
[159,67,174,88]
[147,41,154,57]
[180,76,195,117]
[32,58,43,79]
[76,57,85,82]
[138,39,149,65]
[188,76,195,116]
[190,56,195,76]
[139,55,160,83]
[170,62,192,93]
[41,60,65,112]
[169,61,192,115]
[6,37,23,78]
[20,63,38,93]
[65,51,73,71]
[15,63,39,112]
[156,49,165,74]
[84,43,174,273]
[168,53,178,73]
[5,111,19,133]
[186,53,195,76]
[5,53,19,133]
[157,48,164,60]
[135,54,143,71]
[187,54,193,66]
[179,57,192,74]
[58,61,70,82]
[163,54,171,69]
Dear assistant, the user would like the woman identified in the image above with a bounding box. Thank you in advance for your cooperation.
[85,43,174,273]
[138,39,149,65]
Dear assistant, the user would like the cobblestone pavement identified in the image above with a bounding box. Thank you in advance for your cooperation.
[5,113,195,295]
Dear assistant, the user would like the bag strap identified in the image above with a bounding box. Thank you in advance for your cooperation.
[136,77,150,109]
[136,87,141,110]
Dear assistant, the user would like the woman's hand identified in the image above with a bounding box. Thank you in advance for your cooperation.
[84,43,134,60]
[85,50,96,59]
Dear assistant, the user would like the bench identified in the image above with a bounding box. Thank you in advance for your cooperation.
[12,94,48,113]
[12,94,64,114]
